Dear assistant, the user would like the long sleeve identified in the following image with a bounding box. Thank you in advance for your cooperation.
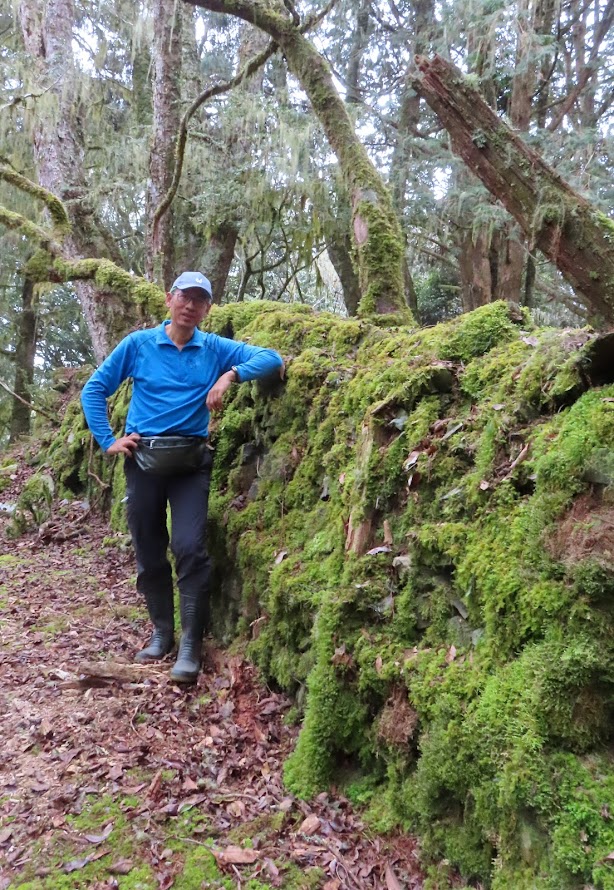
[81,335,137,451]
[209,335,283,382]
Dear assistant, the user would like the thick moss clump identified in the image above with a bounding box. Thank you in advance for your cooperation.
[19,300,614,888]
[201,301,614,889]
[7,471,55,536]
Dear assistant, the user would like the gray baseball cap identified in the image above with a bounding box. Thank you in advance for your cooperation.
[171,271,212,299]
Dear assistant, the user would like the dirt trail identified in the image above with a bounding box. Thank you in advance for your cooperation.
[0,496,424,889]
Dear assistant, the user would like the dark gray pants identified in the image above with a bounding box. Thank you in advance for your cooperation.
[124,450,213,635]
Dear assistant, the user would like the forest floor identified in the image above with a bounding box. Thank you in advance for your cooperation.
[0,454,425,890]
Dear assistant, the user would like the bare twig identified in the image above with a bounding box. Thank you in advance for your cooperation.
[301,0,340,30]
[87,435,111,494]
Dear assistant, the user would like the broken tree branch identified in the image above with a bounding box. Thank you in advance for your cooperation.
[412,54,614,324]
[0,379,57,423]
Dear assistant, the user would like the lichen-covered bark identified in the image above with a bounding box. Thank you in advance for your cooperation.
[24,252,166,320]
[18,0,140,359]
[183,0,412,321]
[204,222,240,303]
[412,54,614,324]
[457,227,494,311]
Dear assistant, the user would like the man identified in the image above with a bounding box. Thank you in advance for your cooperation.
[81,271,283,683]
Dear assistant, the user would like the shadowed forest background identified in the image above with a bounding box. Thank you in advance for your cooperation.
[1,1,614,889]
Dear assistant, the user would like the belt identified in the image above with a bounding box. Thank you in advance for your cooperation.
[139,435,207,448]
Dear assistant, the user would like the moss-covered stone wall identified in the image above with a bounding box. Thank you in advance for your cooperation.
[35,301,614,889]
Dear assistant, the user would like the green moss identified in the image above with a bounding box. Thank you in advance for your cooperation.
[15,793,156,889]
[437,301,527,363]
[7,471,54,536]
[227,812,286,846]
[0,206,58,250]
[201,302,614,886]
[0,165,71,235]
[284,661,369,796]
[353,197,411,322]
[13,299,614,890]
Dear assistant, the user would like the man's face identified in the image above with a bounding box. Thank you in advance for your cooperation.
[166,287,212,327]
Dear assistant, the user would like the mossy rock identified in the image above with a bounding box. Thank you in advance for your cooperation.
[7,472,55,536]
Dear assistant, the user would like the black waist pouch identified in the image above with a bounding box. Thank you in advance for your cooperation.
[134,436,209,476]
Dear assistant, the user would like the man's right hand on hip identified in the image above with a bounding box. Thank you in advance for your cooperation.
[106,433,141,456]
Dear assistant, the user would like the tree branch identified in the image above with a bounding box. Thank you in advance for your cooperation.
[301,0,340,30]
[0,204,63,255]
[0,379,57,423]
[547,0,614,131]
[152,39,279,233]
[156,0,340,230]
[0,163,70,235]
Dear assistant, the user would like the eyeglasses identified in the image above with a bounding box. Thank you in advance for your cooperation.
[173,289,211,307]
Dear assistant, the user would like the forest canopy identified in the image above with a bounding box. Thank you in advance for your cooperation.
[1,0,613,443]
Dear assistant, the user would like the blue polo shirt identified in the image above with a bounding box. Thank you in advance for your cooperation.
[81,321,283,452]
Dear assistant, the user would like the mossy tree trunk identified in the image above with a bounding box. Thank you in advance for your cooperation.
[325,225,361,317]
[183,0,413,321]
[412,54,614,324]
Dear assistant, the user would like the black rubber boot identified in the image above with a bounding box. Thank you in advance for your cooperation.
[169,635,202,683]
[135,590,174,663]
[169,592,206,683]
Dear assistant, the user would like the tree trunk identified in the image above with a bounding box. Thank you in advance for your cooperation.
[326,227,361,317]
[389,0,435,213]
[345,0,371,104]
[183,0,411,321]
[449,20,500,311]
[9,274,36,442]
[344,0,418,317]
[178,22,269,301]
[493,0,544,303]
[204,24,269,303]
[413,54,614,324]
[492,230,525,302]
[18,0,141,360]
[145,0,183,288]
[205,223,240,303]
[457,228,493,312]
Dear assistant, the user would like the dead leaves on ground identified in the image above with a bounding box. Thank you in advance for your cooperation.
[0,510,425,888]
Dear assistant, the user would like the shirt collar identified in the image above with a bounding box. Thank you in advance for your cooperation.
[156,320,205,348]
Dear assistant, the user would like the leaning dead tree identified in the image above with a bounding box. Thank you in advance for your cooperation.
[412,54,614,324]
